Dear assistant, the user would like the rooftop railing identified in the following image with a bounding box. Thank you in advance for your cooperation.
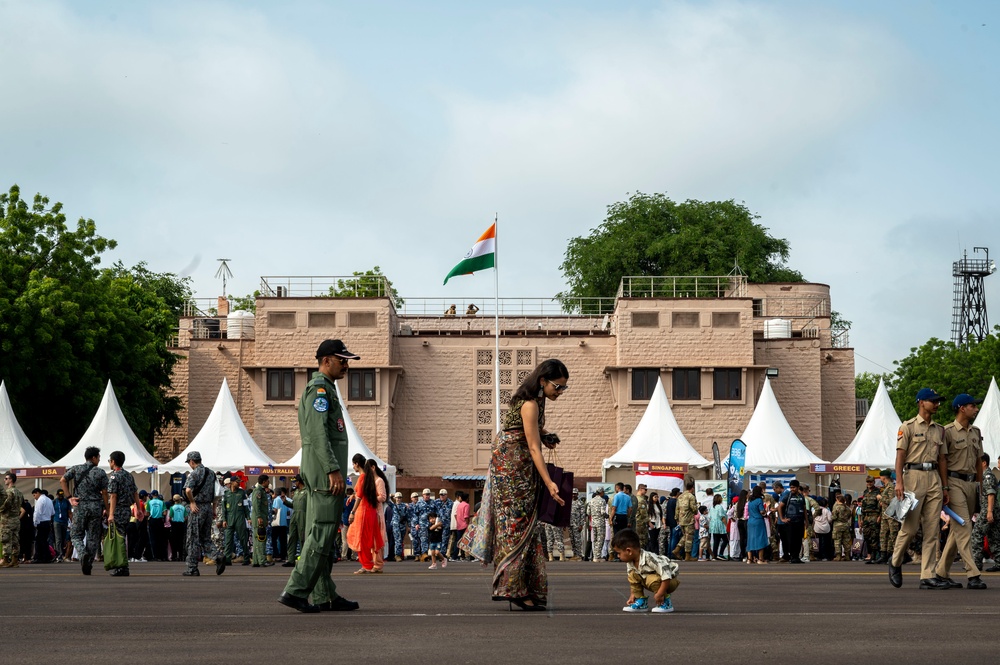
[617,275,748,299]
[259,275,393,298]
[397,297,616,317]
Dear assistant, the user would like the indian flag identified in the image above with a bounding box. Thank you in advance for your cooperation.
[443,222,496,284]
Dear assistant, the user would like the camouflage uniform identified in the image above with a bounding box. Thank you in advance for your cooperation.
[972,467,1000,570]
[250,482,270,566]
[63,462,109,570]
[860,485,881,559]
[635,495,649,549]
[408,500,423,558]
[586,494,607,560]
[222,487,249,561]
[416,498,431,558]
[831,503,852,560]
[286,486,307,561]
[879,478,901,557]
[184,463,223,574]
[673,490,698,558]
[570,495,587,558]
[107,468,138,573]
[543,523,563,560]
[391,501,409,560]
[0,483,24,565]
[436,496,453,558]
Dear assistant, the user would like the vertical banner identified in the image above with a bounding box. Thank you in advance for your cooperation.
[726,439,747,504]
[712,441,722,480]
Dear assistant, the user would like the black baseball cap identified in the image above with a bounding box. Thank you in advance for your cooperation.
[316,339,360,360]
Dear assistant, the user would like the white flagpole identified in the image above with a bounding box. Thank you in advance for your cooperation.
[494,213,500,433]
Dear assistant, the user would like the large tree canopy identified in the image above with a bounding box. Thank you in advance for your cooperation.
[0,185,188,459]
[558,193,803,302]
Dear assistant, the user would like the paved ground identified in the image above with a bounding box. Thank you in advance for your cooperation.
[2,558,997,663]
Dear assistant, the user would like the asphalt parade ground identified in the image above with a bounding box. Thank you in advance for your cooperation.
[3,559,998,663]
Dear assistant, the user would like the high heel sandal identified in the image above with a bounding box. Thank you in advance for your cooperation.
[508,597,545,612]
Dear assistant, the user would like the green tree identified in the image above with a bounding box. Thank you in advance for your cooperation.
[328,266,404,308]
[231,290,260,314]
[0,185,186,458]
[855,371,893,404]
[558,193,803,305]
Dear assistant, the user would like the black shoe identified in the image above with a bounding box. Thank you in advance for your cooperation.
[936,576,962,589]
[81,555,93,576]
[278,592,320,613]
[216,558,228,576]
[919,577,949,589]
[889,565,902,588]
[282,561,296,567]
[242,561,250,566]
[789,559,804,564]
[109,567,129,577]
[986,564,1000,572]
[182,569,200,576]
[252,564,260,567]
[318,596,360,611]
[967,575,988,590]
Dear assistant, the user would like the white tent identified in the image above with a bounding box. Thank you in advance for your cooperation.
[603,377,711,469]
[834,379,902,468]
[0,380,51,468]
[976,377,1000,467]
[159,378,276,474]
[283,384,397,493]
[53,381,159,473]
[742,378,827,473]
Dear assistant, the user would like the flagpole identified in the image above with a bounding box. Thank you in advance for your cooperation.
[494,212,500,433]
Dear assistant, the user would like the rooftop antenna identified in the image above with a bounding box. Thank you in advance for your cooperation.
[951,247,996,346]
[215,259,233,297]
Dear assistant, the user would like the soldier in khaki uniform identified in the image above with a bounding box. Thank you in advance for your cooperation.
[279,339,361,613]
[672,478,698,562]
[934,393,987,589]
[889,388,949,589]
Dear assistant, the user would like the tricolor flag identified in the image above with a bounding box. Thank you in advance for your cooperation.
[443,222,496,285]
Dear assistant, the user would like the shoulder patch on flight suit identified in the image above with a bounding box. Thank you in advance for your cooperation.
[337,418,345,432]
[317,388,326,395]
[313,397,329,412]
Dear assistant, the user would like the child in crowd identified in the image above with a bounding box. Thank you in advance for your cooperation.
[427,510,446,569]
[613,528,679,613]
[696,506,710,561]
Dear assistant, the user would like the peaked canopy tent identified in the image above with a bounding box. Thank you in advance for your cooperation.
[159,378,277,475]
[283,384,397,494]
[0,380,51,469]
[742,378,827,473]
[833,379,902,468]
[53,381,159,473]
[976,377,1000,468]
[603,377,710,490]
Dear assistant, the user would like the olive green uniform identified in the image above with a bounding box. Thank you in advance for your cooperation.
[282,371,349,604]
[672,491,697,558]
[891,415,947,581]
[287,487,308,561]
[879,479,900,556]
[250,483,270,566]
[935,421,983,580]
[222,487,248,561]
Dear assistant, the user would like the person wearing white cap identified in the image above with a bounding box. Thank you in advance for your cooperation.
[407,492,422,560]
[390,492,409,562]
[436,489,453,560]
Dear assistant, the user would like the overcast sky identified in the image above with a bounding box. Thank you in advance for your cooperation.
[2,0,998,375]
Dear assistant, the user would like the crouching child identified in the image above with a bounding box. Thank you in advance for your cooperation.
[612,528,680,613]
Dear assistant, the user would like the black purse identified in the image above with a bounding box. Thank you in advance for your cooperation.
[538,447,573,527]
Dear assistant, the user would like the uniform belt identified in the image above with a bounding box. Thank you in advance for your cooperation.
[947,471,976,483]
[904,462,938,471]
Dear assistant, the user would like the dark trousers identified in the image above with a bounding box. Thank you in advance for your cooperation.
[127,522,142,560]
[737,520,748,559]
[33,521,52,563]
[149,517,167,560]
[271,525,288,560]
[647,528,660,553]
[712,533,729,558]
[448,529,466,559]
[170,522,186,561]
[817,532,834,560]
[782,521,805,562]
[53,522,69,559]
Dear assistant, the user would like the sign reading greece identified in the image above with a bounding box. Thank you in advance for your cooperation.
[809,463,866,474]
[634,462,689,474]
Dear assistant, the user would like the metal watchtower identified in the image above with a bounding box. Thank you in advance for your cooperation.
[951,247,996,346]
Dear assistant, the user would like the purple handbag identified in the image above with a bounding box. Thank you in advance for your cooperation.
[538,462,573,527]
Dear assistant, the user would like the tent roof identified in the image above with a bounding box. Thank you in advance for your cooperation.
[159,378,276,474]
[742,378,826,473]
[976,377,1000,468]
[603,377,711,469]
[283,384,397,477]
[0,380,51,468]
[833,379,902,467]
[53,381,158,472]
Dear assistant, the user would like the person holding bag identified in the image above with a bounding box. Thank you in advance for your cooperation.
[460,359,569,611]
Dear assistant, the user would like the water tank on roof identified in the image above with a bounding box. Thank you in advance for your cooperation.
[227,310,256,339]
[763,319,791,339]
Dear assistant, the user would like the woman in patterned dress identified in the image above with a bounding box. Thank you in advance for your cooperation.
[461,359,569,610]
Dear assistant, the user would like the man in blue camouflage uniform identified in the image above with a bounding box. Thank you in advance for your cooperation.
[106,450,140,577]
[407,492,423,561]
[182,450,226,577]
[60,446,108,576]
[390,492,409,561]
[416,489,433,562]
[436,489,453,560]
[972,453,1000,572]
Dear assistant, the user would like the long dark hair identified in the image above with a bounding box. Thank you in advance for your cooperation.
[736,489,748,516]
[366,458,388,491]
[750,486,763,501]
[358,458,377,507]
[511,358,569,404]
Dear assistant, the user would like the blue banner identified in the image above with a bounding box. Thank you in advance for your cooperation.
[726,439,747,504]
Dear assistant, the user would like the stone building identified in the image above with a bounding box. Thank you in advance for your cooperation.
[155,275,855,498]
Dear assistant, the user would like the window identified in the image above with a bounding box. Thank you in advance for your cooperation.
[713,369,742,400]
[631,369,660,401]
[308,312,337,328]
[348,311,377,328]
[267,369,295,401]
[268,311,296,329]
[349,368,376,401]
[671,312,699,328]
[672,368,701,401]
[631,311,659,328]
[712,312,740,328]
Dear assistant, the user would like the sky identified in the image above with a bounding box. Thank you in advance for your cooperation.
[1,0,998,375]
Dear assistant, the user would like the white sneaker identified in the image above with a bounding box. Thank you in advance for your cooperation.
[651,597,674,613]
[623,597,650,613]
[442,559,448,568]
[428,563,437,569]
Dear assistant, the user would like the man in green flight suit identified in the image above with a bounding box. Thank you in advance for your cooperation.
[222,476,249,565]
[279,339,361,613]
[250,474,273,567]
